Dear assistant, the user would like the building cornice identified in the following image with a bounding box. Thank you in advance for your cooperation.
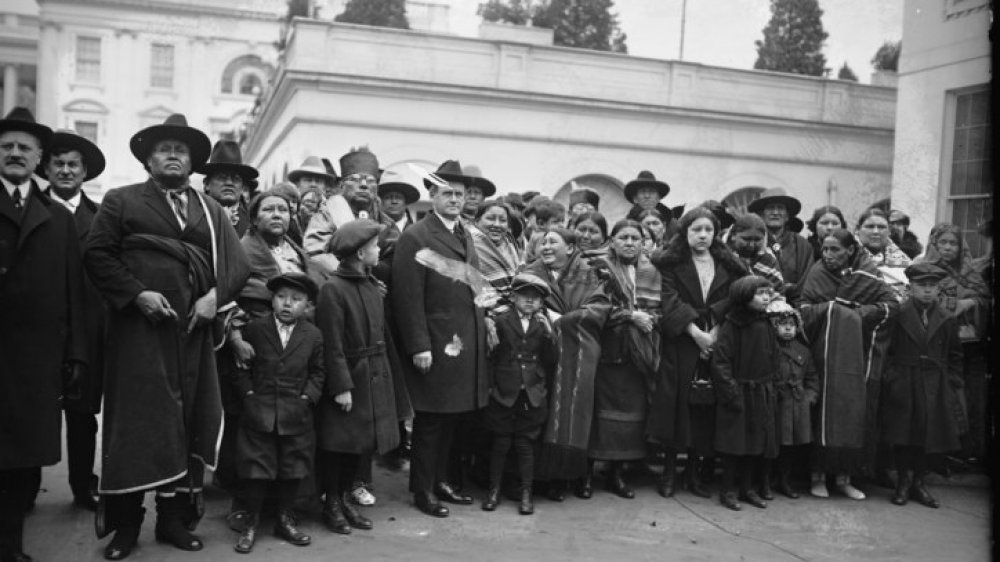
[38,0,283,22]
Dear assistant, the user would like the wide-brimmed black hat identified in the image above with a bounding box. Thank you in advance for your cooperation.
[462,164,496,197]
[288,156,337,184]
[424,159,476,190]
[747,187,802,217]
[0,107,53,148]
[200,140,258,182]
[41,128,105,181]
[623,170,670,202]
[378,169,420,205]
[130,113,211,171]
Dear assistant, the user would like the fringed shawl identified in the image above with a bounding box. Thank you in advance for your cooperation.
[469,225,522,311]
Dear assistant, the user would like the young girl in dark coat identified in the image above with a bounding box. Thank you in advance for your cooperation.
[710,275,779,511]
[233,272,325,554]
[765,300,819,499]
[481,273,557,515]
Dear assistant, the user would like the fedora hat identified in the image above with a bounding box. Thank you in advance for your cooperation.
[623,170,670,202]
[41,128,105,181]
[288,155,337,184]
[0,107,53,148]
[425,159,475,190]
[130,113,211,171]
[200,140,258,182]
[747,187,802,217]
[461,164,496,197]
[378,169,420,205]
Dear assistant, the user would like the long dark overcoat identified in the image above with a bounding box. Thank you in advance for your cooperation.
[647,251,744,454]
[774,339,818,446]
[317,266,413,454]
[880,300,963,453]
[391,213,488,413]
[0,183,86,470]
[85,179,249,493]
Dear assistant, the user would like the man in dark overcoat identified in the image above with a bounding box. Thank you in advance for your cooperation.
[202,140,256,237]
[0,107,87,562]
[40,128,108,512]
[84,114,250,560]
[391,162,488,517]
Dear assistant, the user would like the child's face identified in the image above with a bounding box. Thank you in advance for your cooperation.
[358,236,380,267]
[272,286,310,324]
[909,280,940,306]
[774,318,797,341]
[512,289,544,316]
[748,286,774,312]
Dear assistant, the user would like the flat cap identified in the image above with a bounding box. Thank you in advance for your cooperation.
[904,263,949,283]
[510,273,550,297]
[328,218,385,258]
[266,272,319,301]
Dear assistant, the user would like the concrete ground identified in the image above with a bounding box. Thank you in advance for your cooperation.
[23,454,993,562]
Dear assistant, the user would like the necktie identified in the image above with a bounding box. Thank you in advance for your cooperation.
[10,188,23,213]
[453,223,465,245]
[169,191,187,227]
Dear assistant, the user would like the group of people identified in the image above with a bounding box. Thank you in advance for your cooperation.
[0,105,992,562]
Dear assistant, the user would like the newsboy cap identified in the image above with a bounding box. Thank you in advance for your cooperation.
[510,273,550,297]
[328,218,385,258]
[266,272,319,301]
[904,263,949,284]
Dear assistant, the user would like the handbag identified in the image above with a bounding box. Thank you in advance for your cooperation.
[688,359,716,405]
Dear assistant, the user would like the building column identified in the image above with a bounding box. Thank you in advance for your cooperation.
[3,65,18,114]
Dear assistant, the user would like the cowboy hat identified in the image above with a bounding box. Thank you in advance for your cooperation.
[288,155,337,184]
[130,113,211,170]
[461,164,496,197]
[0,107,52,148]
[623,170,670,202]
[200,140,258,182]
[378,169,420,205]
[41,128,105,181]
[747,187,802,217]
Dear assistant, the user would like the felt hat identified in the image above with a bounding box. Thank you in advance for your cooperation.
[747,187,802,217]
[888,210,910,226]
[129,113,211,170]
[0,107,52,148]
[288,155,337,184]
[424,159,475,190]
[523,195,551,218]
[502,192,525,211]
[339,147,380,179]
[328,218,386,258]
[511,272,551,297]
[378,169,420,205]
[520,191,541,205]
[623,170,670,202]
[266,272,319,301]
[200,140,258,182]
[42,128,105,181]
[461,164,496,197]
[904,263,949,283]
[699,200,735,230]
[569,188,600,210]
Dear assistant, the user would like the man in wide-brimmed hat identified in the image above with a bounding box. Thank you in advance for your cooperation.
[623,170,681,241]
[289,155,338,198]
[38,128,107,514]
[378,168,420,232]
[747,187,813,300]
[84,113,250,560]
[202,140,258,237]
[0,107,87,562]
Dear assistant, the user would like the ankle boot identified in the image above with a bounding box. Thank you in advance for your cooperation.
[341,493,373,530]
[233,513,258,554]
[759,473,775,501]
[176,491,204,531]
[891,470,912,506]
[606,463,635,499]
[684,457,711,498]
[776,467,798,499]
[657,454,676,498]
[574,475,594,499]
[909,475,939,508]
[321,495,351,534]
[482,487,500,511]
[154,495,203,551]
[810,472,829,498]
[274,510,311,545]
[103,494,145,561]
[518,488,534,515]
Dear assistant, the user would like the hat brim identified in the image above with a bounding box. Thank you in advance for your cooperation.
[130,124,211,171]
[200,162,259,180]
[512,280,551,297]
[0,119,53,149]
[288,169,336,184]
[378,182,420,205]
[266,276,318,301]
[469,178,496,197]
[747,195,802,217]
[623,180,670,202]
[40,132,106,181]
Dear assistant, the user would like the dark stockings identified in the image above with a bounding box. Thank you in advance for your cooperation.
[489,433,534,490]
[244,479,300,515]
[319,451,360,498]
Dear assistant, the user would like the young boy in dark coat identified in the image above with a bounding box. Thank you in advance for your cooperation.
[481,273,557,516]
[233,272,324,554]
[710,276,779,511]
[881,263,963,508]
[765,300,819,499]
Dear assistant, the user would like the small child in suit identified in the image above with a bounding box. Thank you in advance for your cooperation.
[233,272,325,554]
[481,273,557,515]
[766,300,818,499]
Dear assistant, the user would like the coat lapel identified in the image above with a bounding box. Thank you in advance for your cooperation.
[142,180,183,234]
[898,301,928,344]
[263,317,285,355]
[427,213,467,258]
[0,185,19,226]
[924,302,948,342]
[674,260,705,307]
[185,189,206,233]
[283,322,308,356]
[706,259,730,303]
[74,194,99,240]
[17,184,53,250]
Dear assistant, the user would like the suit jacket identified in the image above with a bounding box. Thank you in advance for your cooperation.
[0,181,87,469]
[490,308,556,408]
[391,212,488,413]
[235,315,324,436]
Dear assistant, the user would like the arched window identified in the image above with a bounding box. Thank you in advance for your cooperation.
[238,73,263,95]
[553,174,629,222]
[220,54,274,95]
[723,186,766,215]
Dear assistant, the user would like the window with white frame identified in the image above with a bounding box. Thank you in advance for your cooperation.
[75,36,101,83]
[150,43,175,89]
[947,87,992,257]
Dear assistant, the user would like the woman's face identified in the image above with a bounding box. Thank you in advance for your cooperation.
[255,196,290,238]
[935,232,960,263]
[612,226,643,261]
[539,232,572,268]
[815,213,843,239]
[477,205,509,245]
[641,215,665,241]
[573,219,605,250]
[821,236,854,271]
[686,217,714,254]
[858,215,890,251]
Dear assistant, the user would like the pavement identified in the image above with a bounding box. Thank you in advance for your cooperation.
[23,452,993,562]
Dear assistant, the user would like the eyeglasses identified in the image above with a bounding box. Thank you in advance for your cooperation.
[343,174,377,187]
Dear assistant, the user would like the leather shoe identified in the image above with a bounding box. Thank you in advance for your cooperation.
[759,479,774,501]
[341,496,373,530]
[546,481,567,502]
[656,471,676,498]
[233,514,258,554]
[434,482,473,505]
[720,492,741,511]
[891,471,912,506]
[606,473,635,499]
[518,489,534,515]
[740,490,767,509]
[777,474,799,499]
[322,497,352,534]
[226,510,251,533]
[482,488,500,511]
[414,492,449,518]
[274,510,311,545]
[683,469,712,498]
[574,476,593,499]
[104,525,141,560]
[910,479,939,508]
